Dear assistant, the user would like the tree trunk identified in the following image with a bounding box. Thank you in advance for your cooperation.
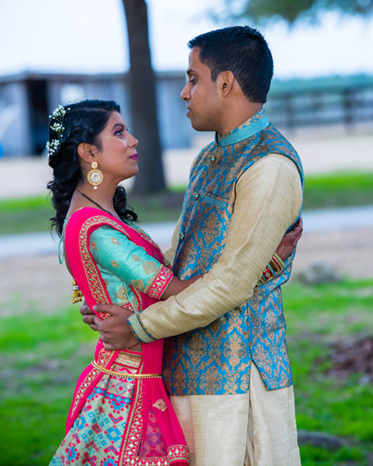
[122,0,166,194]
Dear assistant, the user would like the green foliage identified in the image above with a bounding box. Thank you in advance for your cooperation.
[0,306,94,353]
[283,278,373,336]
[222,0,373,24]
[0,195,51,212]
[1,395,71,466]
[304,171,373,210]
[129,191,185,223]
[300,445,366,466]
[283,279,373,464]
[0,195,54,235]
[0,306,96,465]
[0,191,185,236]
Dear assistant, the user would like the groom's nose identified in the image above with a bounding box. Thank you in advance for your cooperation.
[180,83,190,101]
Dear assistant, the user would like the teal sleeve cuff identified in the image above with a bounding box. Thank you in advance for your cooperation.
[127,313,154,343]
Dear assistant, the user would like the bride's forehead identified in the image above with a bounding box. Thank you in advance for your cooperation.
[101,112,126,132]
[107,111,125,125]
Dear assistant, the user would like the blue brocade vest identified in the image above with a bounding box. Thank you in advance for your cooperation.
[163,110,304,396]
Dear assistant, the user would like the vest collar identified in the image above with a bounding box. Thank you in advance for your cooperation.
[216,109,269,147]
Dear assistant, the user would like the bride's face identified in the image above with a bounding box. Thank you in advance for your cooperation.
[96,111,139,183]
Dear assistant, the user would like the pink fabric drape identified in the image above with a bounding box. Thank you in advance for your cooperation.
[64,207,189,465]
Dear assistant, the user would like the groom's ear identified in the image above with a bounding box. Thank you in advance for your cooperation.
[218,71,235,97]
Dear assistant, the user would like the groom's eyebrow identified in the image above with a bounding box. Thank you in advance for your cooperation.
[187,69,197,75]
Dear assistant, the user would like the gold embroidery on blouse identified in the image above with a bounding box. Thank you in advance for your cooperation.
[131,254,141,262]
[142,261,157,275]
[116,285,128,303]
[89,241,98,250]
[131,279,145,290]
[111,237,120,245]
[110,260,120,268]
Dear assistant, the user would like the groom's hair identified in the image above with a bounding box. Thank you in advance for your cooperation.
[188,26,273,103]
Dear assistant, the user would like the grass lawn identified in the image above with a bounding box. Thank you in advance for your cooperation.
[0,278,372,465]
[302,171,373,211]
[0,191,186,236]
[0,170,372,236]
[285,279,373,465]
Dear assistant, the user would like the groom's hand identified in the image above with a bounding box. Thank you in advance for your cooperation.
[80,301,140,351]
[94,304,140,351]
[80,299,99,331]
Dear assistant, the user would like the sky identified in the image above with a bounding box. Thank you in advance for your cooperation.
[0,0,373,80]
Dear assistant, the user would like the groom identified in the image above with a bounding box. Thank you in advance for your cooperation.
[83,26,303,465]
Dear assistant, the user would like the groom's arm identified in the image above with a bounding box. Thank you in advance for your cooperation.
[128,154,303,342]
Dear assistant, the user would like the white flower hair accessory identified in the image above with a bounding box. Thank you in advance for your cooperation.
[46,104,70,157]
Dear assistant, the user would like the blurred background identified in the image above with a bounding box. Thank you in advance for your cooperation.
[0,0,372,464]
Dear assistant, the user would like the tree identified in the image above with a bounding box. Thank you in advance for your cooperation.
[122,0,166,194]
[221,0,373,23]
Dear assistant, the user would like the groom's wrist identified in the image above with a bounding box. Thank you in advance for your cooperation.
[127,313,155,343]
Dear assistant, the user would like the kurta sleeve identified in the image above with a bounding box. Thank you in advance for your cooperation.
[128,154,303,341]
[89,226,173,300]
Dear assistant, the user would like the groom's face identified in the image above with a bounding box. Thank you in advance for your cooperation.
[180,48,221,132]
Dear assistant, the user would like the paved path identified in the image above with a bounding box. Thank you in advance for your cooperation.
[0,222,177,259]
[1,206,373,259]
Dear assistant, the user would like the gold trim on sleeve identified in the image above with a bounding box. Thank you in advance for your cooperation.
[128,313,154,343]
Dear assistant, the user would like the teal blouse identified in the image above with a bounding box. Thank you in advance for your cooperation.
[89,225,173,312]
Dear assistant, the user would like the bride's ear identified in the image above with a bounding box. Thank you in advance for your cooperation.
[77,143,96,164]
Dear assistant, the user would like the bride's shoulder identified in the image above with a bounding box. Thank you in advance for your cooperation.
[65,206,106,229]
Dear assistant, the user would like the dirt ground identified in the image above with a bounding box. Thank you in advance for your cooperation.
[1,226,372,317]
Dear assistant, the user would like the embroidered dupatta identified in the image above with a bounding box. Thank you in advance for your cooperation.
[64,207,189,465]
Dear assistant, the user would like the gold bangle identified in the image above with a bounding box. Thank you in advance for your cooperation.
[91,360,162,379]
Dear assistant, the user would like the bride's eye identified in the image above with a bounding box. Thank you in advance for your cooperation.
[115,126,124,136]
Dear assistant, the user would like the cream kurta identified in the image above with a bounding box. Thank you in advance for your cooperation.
[130,153,303,466]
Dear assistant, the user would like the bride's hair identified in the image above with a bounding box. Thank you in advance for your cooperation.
[47,99,137,237]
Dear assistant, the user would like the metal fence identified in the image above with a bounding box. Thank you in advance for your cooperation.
[266,77,373,130]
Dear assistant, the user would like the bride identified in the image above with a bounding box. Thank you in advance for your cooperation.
[47,100,194,465]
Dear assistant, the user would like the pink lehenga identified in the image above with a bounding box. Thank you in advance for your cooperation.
[50,207,189,466]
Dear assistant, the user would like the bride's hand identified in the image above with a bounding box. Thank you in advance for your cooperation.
[275,217,303,262]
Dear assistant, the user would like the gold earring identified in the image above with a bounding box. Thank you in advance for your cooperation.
[87,161,103,190]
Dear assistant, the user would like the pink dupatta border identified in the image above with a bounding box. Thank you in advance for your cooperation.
[64,207,189,465]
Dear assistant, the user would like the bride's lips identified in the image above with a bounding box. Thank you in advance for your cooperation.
[130,153,138,160]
